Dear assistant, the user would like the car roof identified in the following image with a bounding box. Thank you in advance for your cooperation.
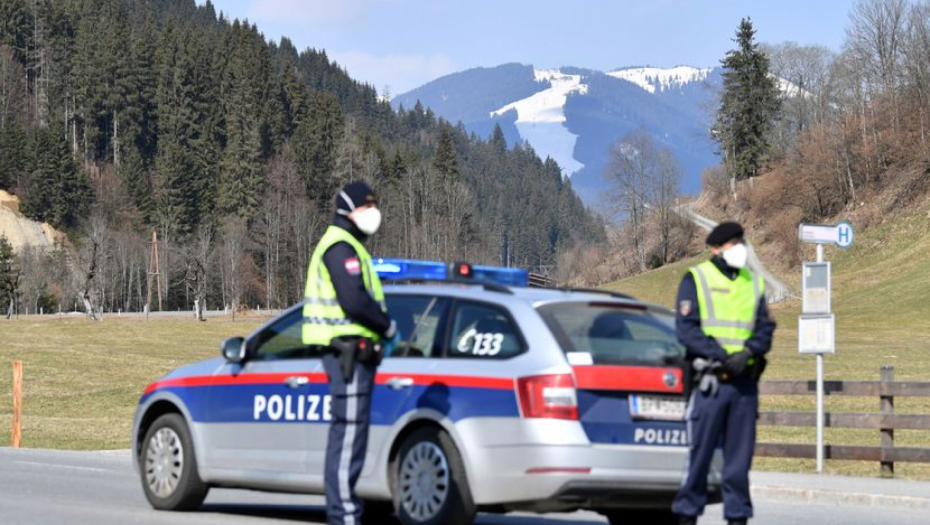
[383,283,674,315]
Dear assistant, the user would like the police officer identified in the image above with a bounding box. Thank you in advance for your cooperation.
[671,222,776,525]
[302,181,401,525]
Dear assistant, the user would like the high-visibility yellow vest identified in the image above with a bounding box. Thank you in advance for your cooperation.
[689,259,764,355]
[302,225,386,346]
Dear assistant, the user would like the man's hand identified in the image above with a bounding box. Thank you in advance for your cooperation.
[382,331,402,357]
[723,350,751,378]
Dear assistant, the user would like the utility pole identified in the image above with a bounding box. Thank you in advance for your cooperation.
[146,230,163,315]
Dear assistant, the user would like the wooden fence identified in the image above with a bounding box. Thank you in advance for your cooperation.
[757,366,930,477]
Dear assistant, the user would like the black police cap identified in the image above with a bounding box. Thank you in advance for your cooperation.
[336,181,378,216]
[706,221,744,246]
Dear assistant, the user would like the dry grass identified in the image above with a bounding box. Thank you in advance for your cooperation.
[0,315,264,450]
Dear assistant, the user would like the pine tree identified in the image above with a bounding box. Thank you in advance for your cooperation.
[0,234,19,317]
[714,18,782,181]
[432,126,459,181]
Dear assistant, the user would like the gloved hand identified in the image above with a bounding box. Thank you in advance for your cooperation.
[723,350,751,378]
[382,331,402,357]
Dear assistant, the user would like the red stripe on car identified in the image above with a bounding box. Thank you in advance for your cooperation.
[572,365,683,393]
[144,372,513,395]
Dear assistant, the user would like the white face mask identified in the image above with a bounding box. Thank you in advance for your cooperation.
[352,207,382,236]
[722,243,749,269]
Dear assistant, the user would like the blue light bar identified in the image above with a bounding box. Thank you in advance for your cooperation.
[374,258,530,287]
[374,258,447,281]
[472,265,530,287]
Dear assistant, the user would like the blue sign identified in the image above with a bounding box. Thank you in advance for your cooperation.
[836,221,854,249]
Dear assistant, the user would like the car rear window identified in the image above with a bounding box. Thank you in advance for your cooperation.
[537,302,684,366]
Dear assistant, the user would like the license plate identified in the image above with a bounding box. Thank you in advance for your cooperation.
[629,395,685,421]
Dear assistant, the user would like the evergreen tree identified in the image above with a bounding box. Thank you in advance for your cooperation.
[714,18,781,181]
[0,233,18,317]
[432,126,459,181]
[21,127,91,229]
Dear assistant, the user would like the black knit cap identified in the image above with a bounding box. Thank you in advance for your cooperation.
[706,221,744,246]
[335,181,378,216]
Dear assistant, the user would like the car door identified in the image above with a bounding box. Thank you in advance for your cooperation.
[203,307,329,480]
[429,299,527,420]
[359,294,451,478]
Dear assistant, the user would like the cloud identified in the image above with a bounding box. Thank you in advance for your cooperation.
[329,51,457,96]
[246,0,367,27]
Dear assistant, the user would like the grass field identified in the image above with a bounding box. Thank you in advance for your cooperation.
[0,314,264,450]
[602,202,930,479]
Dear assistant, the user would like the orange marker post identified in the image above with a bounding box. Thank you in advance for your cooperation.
[12,360,22,448]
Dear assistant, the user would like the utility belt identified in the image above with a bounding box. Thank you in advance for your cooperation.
[328,336,383,382]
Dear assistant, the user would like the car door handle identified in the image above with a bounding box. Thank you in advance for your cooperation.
[386,377,414,390]
[284,376,309,388]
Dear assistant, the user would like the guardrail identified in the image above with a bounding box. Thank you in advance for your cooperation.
[757,366,930,477]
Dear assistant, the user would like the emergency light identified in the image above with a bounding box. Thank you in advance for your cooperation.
[373,258,530,287]
[373,259,447,281]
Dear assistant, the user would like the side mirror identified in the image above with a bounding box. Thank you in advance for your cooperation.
[221,337,247,364]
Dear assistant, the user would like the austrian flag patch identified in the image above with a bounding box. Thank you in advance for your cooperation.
[344,257,361,275]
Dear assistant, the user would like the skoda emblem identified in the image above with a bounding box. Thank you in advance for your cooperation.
[663,371,678,389]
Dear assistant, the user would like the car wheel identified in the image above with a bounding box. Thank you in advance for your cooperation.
[392,427,475,525]
[139,413,209,510]
[604,508,679,525]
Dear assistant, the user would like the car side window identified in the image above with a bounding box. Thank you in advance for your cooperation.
[250,309,325,360]
[449,301,524,359]
[385,295,450,358]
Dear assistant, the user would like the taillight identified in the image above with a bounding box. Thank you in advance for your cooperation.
[516,373,578,420]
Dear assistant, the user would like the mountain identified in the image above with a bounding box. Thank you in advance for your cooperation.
[394,64,723,209]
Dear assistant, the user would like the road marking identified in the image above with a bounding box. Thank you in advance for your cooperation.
[12,460,111,473]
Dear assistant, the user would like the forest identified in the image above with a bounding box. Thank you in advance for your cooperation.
[0,0,605,316]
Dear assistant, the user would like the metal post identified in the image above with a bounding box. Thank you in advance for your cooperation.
[881,366,895,477]
[815,243,825,473]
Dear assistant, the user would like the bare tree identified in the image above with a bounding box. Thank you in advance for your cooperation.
[76,216,110,320]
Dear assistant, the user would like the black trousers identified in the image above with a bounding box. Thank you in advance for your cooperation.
[672,378,759,520]
[322,353,377,525]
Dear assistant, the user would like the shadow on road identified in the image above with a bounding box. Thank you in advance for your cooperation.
[198,503,606,525]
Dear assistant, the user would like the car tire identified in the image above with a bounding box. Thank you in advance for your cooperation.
[604,508,679,525]
[391,427,475,525]
[139,413,209,510]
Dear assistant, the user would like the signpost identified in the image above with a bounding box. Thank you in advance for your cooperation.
[798,222,854,472]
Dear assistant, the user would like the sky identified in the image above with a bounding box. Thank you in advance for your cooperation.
[201,0,860,96]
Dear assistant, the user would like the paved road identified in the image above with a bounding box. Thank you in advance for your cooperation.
[2,449,929,525]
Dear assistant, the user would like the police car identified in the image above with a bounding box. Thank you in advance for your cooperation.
[132,259,722,525]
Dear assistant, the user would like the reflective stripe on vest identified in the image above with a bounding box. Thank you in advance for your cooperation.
[689,260,764,355]
[301,225,386,346]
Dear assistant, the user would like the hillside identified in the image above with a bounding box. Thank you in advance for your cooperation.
[0,0,605,314]
[0,190,63,251]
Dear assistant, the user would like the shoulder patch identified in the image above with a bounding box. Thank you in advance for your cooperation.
[679,300,692,317]
[344,257,361,275]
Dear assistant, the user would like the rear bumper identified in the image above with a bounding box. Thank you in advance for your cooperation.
[455,418,722,510]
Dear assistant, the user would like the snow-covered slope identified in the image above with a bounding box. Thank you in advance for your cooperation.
[608,66,712,94]
[490,69,588,174]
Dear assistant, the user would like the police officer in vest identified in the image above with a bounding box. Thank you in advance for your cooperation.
[672,222,776,525]
[302,181,401,525]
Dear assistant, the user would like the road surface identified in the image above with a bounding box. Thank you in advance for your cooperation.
[2,449,928,525]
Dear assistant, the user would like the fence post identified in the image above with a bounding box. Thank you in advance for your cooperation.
[880,365,894,478]
[12,360,22,448]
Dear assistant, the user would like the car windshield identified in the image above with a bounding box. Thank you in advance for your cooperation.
[537,302,685,366]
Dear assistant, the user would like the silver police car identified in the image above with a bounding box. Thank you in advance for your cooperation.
[132,260,721,525]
